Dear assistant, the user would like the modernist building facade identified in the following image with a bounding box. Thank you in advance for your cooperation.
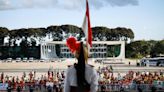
[41,41,125,60]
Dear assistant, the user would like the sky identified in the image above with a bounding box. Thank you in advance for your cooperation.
[0,0,164,40]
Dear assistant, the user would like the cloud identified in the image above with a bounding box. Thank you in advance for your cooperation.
[0,0,139,11]
[0,0,58,10]
[0,0,12,10]
[105,0,139,6]
[22,0,58,8]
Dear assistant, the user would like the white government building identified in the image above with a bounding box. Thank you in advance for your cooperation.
[40,41,125,61]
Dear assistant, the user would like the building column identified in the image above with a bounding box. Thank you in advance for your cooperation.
[40,44,43,59]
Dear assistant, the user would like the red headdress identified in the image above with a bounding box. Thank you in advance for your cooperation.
[66,36,80,53]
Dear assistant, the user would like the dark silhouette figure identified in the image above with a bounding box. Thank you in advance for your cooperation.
[16,86,21,92]
[7,85,12,92]
[29,85,34,92]
[151,85,157,92]
[137,85,143,92]
[47,85,52,92]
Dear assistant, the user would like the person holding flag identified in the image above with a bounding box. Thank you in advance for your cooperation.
[64,37,98,92]
[64,0,98,92]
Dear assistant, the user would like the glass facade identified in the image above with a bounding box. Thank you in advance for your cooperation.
[41,41,124,59]
[59,44,109,58]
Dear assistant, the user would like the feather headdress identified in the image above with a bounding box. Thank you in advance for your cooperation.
[66,37,80,53]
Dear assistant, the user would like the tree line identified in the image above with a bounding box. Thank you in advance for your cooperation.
[0,25,163,59]
[0,25,134,46]
[126,40,164,58]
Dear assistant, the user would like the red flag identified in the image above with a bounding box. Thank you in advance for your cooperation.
[82,0,92,47]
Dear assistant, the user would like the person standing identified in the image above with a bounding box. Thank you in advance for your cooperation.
[29,85,34,92]
[7,85,12,92]
[16,85,21,92]
[1,72,4,81]
[64,37,98,92]
[129,61,131,66]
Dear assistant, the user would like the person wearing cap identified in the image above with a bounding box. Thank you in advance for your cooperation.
[64,37,98,92]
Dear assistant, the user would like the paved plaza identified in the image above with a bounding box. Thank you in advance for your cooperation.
[0,59,163,78]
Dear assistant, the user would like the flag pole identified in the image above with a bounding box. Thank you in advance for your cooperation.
[82,0,92,57]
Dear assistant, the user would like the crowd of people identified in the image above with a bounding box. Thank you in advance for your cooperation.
[0,67,163,92]
[97,66,164,91]
[0,70,65,92]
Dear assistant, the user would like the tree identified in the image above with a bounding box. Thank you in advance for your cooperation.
[60,25,82,40]
[20,38,30,57]
[114,27,134,41]
[92,26,110,41]
[9,30,18,46]
[92,26,134,41]
[0,27,9,46]
[47,26,62,41]
[126,40,151,58]
[27,28,44,37]
[47,25,83,41]
[31,38,37,46]
[151,40,164,57]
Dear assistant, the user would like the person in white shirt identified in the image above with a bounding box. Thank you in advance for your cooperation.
[64,37,98,92]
